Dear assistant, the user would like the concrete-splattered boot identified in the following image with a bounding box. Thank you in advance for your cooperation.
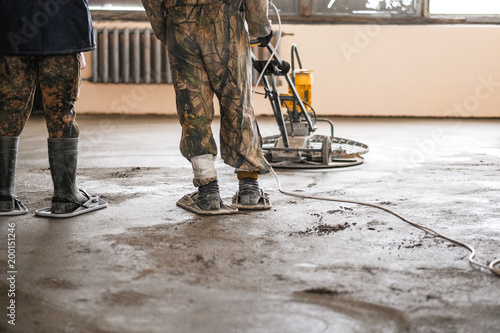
[197,180,222,211]
[232,171,271,210]
[176,154,237,215]
[47,138,90,214]
[0,136,27,214]
[237,172,261,205]
[191,154,221,211]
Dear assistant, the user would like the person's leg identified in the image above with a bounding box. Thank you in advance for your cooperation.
[166,6,222,211]
[200,3,271,208]
[202,2,270,175]
[38,54,94,214]
[0,55,36,213]
[0,55,36,137]
[39,54,81,139]
[166,6,218,165]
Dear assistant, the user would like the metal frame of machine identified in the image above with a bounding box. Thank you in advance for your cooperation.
[252,43,369,169]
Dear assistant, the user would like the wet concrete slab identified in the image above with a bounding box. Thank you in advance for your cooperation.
[1,114,499,332]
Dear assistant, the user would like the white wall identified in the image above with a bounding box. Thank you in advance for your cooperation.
[79,23,500,118]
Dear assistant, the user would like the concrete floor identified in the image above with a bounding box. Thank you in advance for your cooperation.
[1,114,499,333]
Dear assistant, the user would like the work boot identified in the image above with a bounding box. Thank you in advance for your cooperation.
[197,180,221,211]
[0,136,19,212]
[238,178,262,206]
[48,138,89,214]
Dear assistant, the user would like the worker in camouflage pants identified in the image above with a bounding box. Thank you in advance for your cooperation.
[0,55,81,139]
[143,0,274,214]
[0,0,107,217]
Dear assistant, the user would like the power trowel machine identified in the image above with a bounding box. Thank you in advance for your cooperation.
[252,39,369,168]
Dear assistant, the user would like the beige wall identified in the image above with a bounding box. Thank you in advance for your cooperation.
[79,23,500,117]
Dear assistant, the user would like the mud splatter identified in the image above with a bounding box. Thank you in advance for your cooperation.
[292,222,351,236]
[101,289,151,307]
[37,277,80,290]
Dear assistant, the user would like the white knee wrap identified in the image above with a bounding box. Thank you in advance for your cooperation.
[191,154,217,181]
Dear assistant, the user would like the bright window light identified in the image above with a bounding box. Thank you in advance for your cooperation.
[88,0,143,10]
[88,5,144,11]
[429,0,500,15]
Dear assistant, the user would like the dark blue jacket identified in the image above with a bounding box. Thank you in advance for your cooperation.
[0,0,95,55]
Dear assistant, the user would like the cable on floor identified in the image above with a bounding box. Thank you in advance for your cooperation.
[270,168,500,277]
[257,2,499,278]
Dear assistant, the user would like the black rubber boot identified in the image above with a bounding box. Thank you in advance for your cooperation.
[197,180,221,211]
[238,178,261,206]
[0,136,19,212]
[48,138,88,214]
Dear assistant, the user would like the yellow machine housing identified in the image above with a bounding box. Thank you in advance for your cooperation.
[281,69,313,113]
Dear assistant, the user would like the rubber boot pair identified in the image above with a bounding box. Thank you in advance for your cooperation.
[196,177,271,211]
[0,136,106,217]
[0,137,27,215]
[35,138,107,217]
[175,155,271,215]
[176,174,271,215]
[196,177,272,211]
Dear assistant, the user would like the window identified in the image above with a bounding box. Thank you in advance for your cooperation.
[88,0,500,24]
[272,0,301,15]
[429,0,500,15]
[312,0,419,16]
[89,0,142,10]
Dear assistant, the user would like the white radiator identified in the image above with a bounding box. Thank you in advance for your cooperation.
[91,27,172,84]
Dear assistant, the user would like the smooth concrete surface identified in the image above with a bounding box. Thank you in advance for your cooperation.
[0,114,499,332]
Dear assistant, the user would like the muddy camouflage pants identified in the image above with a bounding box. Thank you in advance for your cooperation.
[0,53,81,138]
[166,2,270,175]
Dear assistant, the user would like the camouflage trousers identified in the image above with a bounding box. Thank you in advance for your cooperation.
[0,53,81,138]
[166,2,271,176]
